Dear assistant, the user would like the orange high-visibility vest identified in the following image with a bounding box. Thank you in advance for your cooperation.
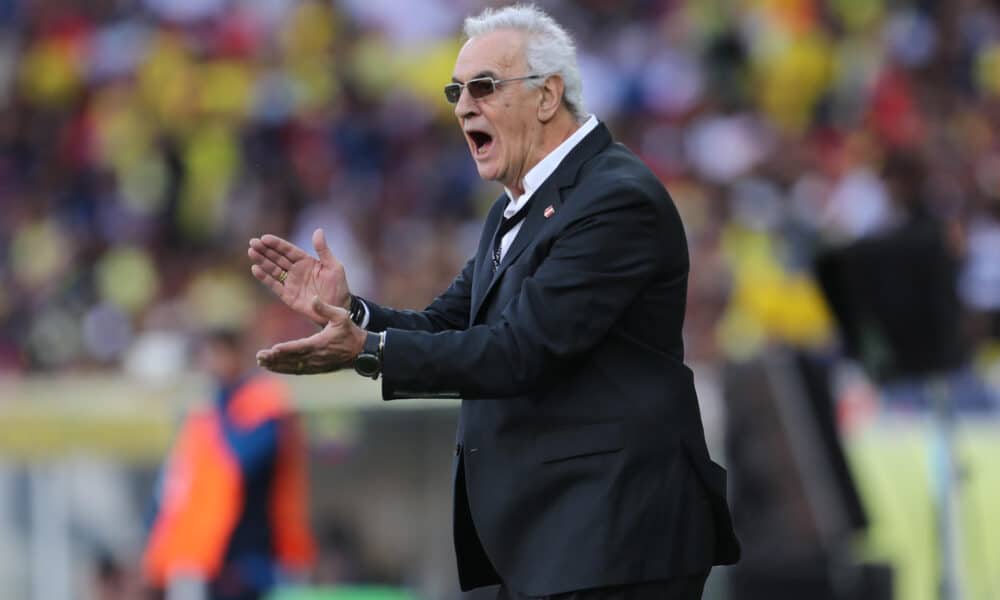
[143,376,315,586]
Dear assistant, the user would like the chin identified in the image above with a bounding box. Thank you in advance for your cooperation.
[475,163,499,182]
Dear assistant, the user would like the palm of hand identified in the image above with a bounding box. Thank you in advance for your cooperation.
[283,258,348,323]
[255,297,366,375]
[249,230,352,327]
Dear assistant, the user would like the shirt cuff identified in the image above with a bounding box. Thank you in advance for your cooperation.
[358,299,371,329]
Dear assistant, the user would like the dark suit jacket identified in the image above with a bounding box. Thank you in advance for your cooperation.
[362,122,740,596]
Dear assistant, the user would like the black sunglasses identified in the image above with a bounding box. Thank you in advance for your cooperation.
[444,74,546,104]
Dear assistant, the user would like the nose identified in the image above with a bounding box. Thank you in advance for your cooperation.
[454,86,479,120]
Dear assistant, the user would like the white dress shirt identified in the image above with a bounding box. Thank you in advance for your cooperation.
[498,115,599,262]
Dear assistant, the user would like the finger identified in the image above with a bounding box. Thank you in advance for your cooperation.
[257,355,337,376]
[256,353,299,374]
[249,242,294,272]
[265,256,287,281]
[313,296,350,322]
[248,247,285,278]
[251,264,286,297]
[260,343,312,360]
[267,328,331,357]
[259,234,310,263]
[256,352,284,372]
[257,357,303,375]
[312,228,335,265]
[256,347,308,371]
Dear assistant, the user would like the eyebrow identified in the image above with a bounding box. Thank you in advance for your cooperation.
[450,70,497,84]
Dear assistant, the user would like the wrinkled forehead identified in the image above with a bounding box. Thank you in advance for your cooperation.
[452,30,528,82]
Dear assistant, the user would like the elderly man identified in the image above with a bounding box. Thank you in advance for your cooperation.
[249,5,739,599]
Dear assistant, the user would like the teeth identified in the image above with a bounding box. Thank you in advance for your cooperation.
[468,132,491,156]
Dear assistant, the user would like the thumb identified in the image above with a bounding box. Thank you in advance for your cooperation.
[312,228,334,265]
[313,295,349,323]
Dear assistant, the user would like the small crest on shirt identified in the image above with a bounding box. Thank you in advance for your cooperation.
[544,205,555,218]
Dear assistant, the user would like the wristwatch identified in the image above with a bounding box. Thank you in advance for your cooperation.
[354,331,384,379]
[348,295,366,326]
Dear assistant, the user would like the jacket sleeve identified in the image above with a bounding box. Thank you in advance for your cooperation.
[380,183,670,399]
[360,256,475,334]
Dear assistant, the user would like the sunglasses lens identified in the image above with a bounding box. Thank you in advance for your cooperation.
[443,79,497,103]
[467,79,495,99]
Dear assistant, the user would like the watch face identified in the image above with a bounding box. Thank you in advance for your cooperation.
[355,353,379,377]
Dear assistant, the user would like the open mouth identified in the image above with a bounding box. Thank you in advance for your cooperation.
[467,130,494,157]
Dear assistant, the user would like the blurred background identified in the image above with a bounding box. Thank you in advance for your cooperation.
[1,0,999,598]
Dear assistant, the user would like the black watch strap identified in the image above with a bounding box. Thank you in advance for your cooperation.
[349,295,365,326]
[363,330,381,356]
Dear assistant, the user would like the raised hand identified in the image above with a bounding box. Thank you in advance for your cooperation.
[256,297,367,374]
[249,228,351,327]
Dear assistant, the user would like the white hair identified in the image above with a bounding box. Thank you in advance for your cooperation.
[464,4,586,121]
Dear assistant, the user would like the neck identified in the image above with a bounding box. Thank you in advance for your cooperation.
[508,111,582,197]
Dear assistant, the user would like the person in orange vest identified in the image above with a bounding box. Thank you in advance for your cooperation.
[143,328,316,600]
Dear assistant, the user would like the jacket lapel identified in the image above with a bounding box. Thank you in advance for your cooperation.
[470,195,507,321]
[470,123,613,322]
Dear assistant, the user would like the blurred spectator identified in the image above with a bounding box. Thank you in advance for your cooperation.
[0,0,997,398]
[142,328,315,599]
[91,550,143,600]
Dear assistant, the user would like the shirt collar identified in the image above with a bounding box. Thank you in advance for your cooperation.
[504,115,599,217]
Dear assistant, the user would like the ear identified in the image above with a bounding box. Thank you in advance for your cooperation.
[537,75,565,122]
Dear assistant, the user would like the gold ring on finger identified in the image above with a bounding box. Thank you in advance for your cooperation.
[296,360,304,373]
[278,270,288,284]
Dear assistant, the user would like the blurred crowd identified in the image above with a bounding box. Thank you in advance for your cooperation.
[2,0,1000,382]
